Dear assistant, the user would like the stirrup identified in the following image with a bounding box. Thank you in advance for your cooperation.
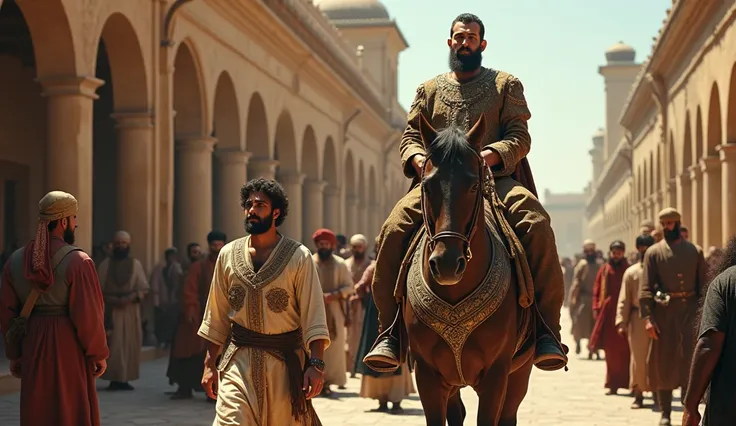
[363,337,400,373]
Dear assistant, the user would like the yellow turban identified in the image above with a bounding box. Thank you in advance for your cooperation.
[658,207,681,222]
[27,191,79,290]
[583,239,595,248]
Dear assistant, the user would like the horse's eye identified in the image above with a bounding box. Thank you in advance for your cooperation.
[470,183,479,192]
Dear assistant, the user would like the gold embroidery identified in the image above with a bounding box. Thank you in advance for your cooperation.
[226,236,302,422]
[435,68,500,131]
[406,213,511,385]
[265,287,289,313]
[228,285,246,311]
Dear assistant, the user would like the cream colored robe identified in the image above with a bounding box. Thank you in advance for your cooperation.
[344,256,371,374]
[615,262,649,392]
[98,257,149,382]
[312,254,353,387]
[198,236,330,426]
[360,364,415,403]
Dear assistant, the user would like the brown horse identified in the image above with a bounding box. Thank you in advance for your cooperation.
[402,113,535,426]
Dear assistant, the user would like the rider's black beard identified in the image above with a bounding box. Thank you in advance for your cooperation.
[449,46,483,73]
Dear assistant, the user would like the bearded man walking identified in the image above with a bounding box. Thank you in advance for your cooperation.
[365,12,567,373]
[199,178,329,425]
[640,208,707,425]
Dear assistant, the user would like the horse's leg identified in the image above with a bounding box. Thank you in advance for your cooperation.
[499,355,534,426]
[446,388,466,426]
[414,357,451,426]
[474,361,512,426]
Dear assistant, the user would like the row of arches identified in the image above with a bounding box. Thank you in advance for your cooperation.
[0,0,407,269]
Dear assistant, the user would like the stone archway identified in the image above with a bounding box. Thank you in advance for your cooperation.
[172,40,210,250]
[344,150,357,236]
[211,71,245,242]
[703,83,722,248]
[92,12,152,265]
[358,160,366,236]
[273,111,301,239]
[721,65,736,241]
[368,166,378,243]
[322,137,340,232]
[301,126,323,243]
[245,92,273,179]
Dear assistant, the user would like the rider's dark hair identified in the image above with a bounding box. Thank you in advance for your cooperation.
[450,13,485,40]
[240,178,289,227]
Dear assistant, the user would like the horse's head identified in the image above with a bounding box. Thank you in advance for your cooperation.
[418,113,487,285]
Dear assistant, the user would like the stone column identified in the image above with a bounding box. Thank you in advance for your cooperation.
[689,164,702,245]
[39,76,104,253]
[666,178,677,210]
[112,112,155,269]
[302,179,326,243]
[277,172,304,241]
[216,149,251,242]
[323,185,341,232]
[175,136,217,249]
[676,172,692,230]
[369,204,381,243]
[644,198,654,225]
[719,144,736,246]
[358,201,368,236]
[346,195,359,237]
[248,158,278,180]
[700,156,722,249]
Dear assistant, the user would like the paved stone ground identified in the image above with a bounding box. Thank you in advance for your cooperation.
[0,309,699,425]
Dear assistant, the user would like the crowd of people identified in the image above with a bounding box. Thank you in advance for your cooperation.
[0,180,415,425]
[562,207,735,426]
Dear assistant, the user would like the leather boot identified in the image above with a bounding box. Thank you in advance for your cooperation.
[363,324,401,373]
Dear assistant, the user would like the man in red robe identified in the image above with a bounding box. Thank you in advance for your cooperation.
[166,230,225,400]
[589,240,630,395]
[0,191,109,426]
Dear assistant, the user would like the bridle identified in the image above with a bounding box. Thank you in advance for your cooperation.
[420,149,485,264]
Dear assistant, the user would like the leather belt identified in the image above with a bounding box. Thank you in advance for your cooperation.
[34,305,68,316]
[669,291,696,299]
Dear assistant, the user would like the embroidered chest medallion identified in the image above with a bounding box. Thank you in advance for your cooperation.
[406,218,511,384]
[435,68,500,130]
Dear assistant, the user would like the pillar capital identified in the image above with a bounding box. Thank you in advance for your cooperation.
[666,178,676,191]
[324,184,341,197]
[176,136,217,153]
[677,171,692,187]
[717,143,736,163]
[37,75,105,100]
[304,179,327,193]
[249,158,279,178]
[699,155,720,173]
[216,148,251,165]
[278,172,305,186]
[111,111,154,129]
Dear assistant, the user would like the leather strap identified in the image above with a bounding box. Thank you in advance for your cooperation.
[18,245,80,319]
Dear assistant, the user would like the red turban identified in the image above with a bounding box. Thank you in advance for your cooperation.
[312,228,337,245]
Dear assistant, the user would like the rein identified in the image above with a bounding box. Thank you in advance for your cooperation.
[419,149,486,263]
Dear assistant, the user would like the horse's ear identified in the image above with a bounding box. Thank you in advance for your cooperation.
[417,112,437,144]
[466,114,487,148]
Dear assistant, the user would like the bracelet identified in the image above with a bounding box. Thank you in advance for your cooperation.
[308,358,325,372]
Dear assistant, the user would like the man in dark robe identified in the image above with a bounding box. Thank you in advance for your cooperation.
[570,239,603,358]
[166,230,226,400]
[640,207,707,426]
[589,240,630,395]
[683,235,736,426]
[0,191,108,425]
[151,247,184,348]
[365,12,567,374]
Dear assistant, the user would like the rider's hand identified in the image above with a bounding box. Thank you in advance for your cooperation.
[480,149,501,168]
[645,319,659,340]
[412,154,426,176]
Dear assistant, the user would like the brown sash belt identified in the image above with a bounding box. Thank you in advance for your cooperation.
[229,322,320,424]
[33,305,68,316]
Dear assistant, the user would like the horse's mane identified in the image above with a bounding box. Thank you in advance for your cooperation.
[426,126,478,167]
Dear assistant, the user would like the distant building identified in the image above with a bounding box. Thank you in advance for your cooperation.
[543,189,587,259]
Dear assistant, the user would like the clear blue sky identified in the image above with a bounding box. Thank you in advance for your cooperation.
[381,0,672,198]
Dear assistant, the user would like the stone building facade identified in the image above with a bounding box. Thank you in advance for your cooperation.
[543,189,587,259]
[0,0,411,270]
[586,1,736,250]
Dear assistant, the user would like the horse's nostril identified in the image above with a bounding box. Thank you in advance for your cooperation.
[429,257,439,275]
[455,257,466,275]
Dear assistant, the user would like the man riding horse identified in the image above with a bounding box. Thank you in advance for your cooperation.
[364,13,568,373]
